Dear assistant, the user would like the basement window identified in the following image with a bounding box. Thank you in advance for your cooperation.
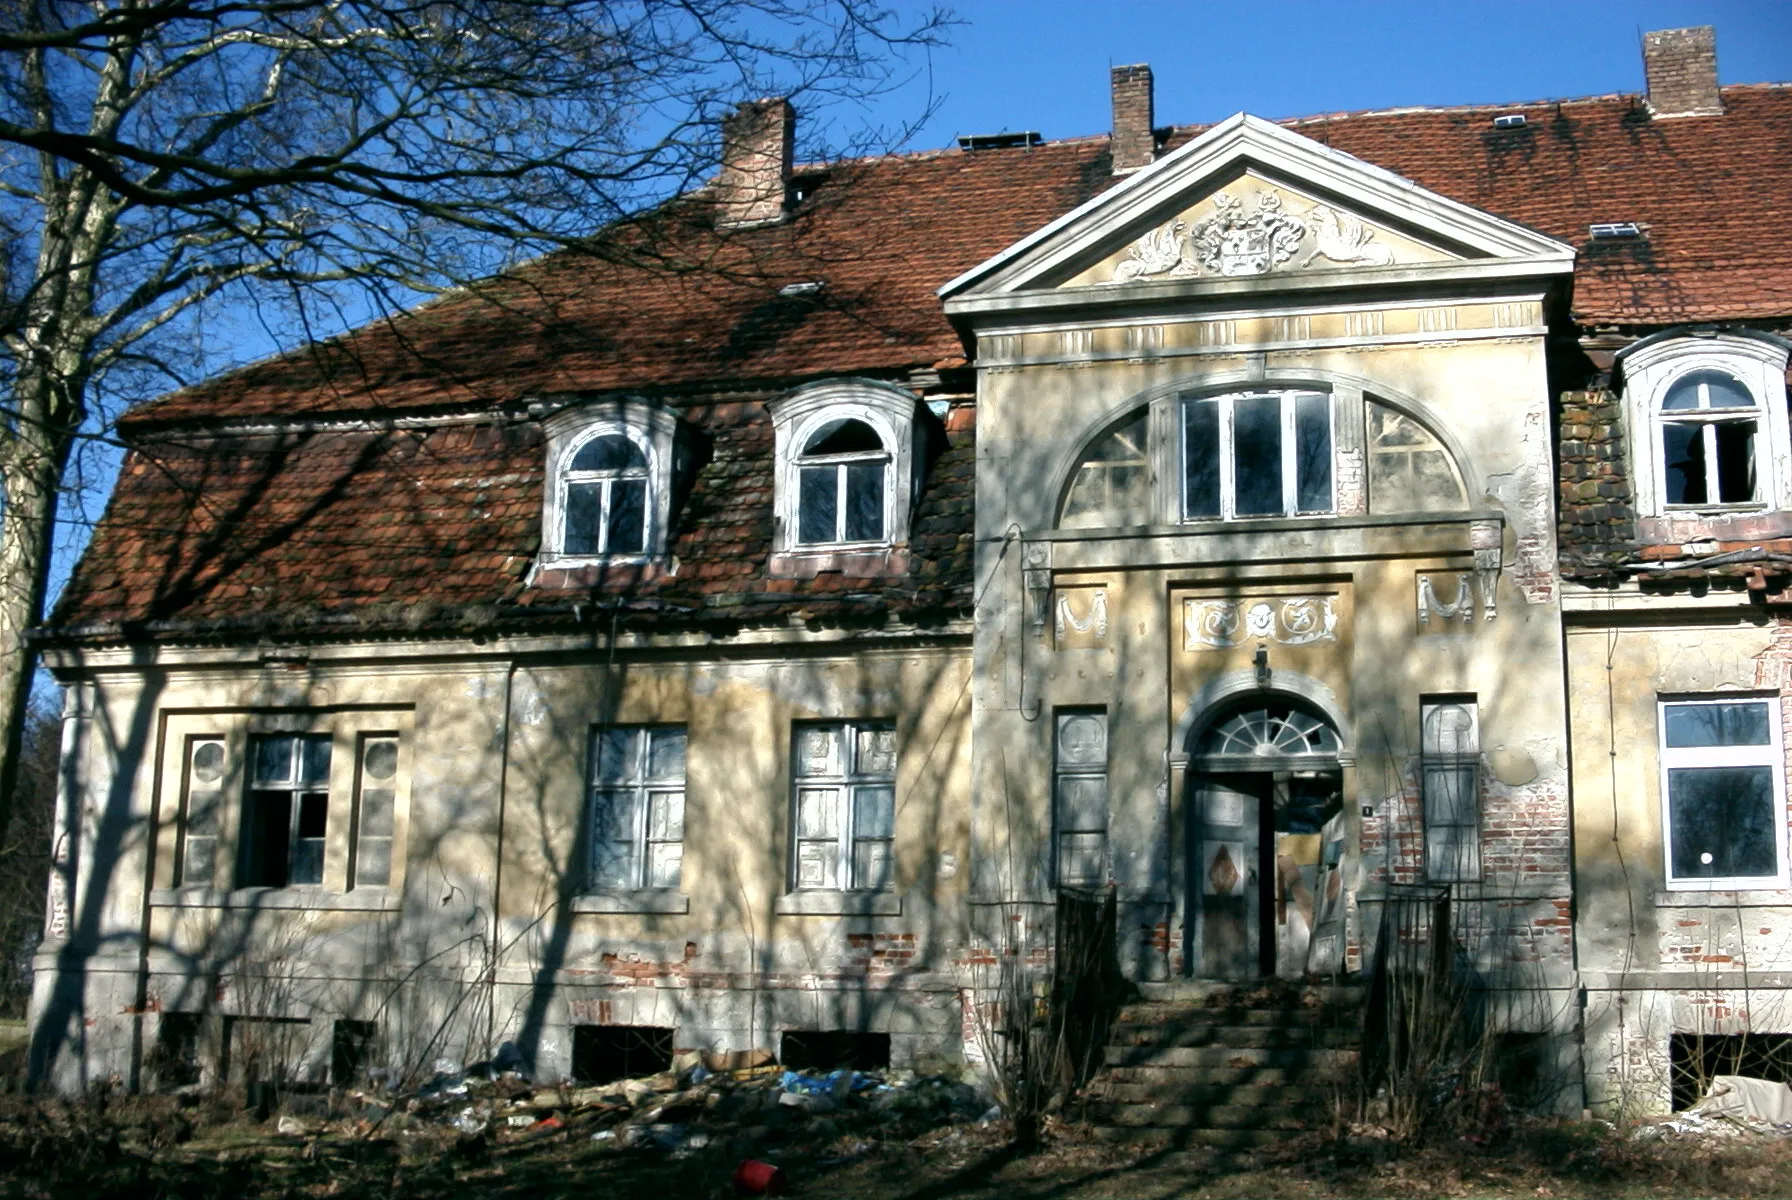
[572,1025,674,1085]
[332,1019,378,1085]
[780,1030,891,1071]
[151,1013,203,1089]
[1671,1032,1792,1111]
[1659,697,1788,889]
[242,734,331,888]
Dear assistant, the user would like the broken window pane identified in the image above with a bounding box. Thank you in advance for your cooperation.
[648,840,683,889]
[797,839,839,890]
[1058,832,1106,886]
[852,839,892,890]
[798,788,839,839]
[855,727,897,776]
[795,726,843,777]
[1183,399,1221,518]
[1663,422,1707,503]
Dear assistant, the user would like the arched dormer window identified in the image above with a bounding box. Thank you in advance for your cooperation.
[797,418,888,545]
[563,430,651,555]
[768,380,924,569]
[1619,331,1792,519]
[538,399,684,567]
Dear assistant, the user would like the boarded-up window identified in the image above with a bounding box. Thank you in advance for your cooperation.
[1367,402,1467,514]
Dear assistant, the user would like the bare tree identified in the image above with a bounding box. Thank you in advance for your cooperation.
[0,0,949,840]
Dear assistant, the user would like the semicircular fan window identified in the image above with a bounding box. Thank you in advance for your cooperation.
[1198,703,1339,757]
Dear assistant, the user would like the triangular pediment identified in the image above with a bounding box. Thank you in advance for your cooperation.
[940,113,1573,305]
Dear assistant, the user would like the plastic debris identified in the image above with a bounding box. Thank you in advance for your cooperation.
[733,1159,787,1195]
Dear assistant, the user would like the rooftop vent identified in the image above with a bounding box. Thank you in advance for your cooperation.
[957,131,1043,152]
[1589,222,1644,241]
[778,281,824,298]
[1491,113,1527,129]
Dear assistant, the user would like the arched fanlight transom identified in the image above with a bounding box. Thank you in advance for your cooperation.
[1197,700,1340,757]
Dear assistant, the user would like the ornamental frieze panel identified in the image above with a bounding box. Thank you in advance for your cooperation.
[1183,595,1341,651]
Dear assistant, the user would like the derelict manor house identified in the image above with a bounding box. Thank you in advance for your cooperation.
[28,26,1792,1119]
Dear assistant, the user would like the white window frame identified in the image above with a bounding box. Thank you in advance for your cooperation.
[587,725,687,894]
[1658,695,1790,891]
[1180,389,1336,522]
[767,379,923,555]
[558,426,653,557]
[538,398,683,569]
[790,720,897,893]
[349,733,400,890]
[793,420,891,547]
[1620,333,1792,518]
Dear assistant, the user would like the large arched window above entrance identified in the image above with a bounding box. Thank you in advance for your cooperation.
[1197,701,1341,758]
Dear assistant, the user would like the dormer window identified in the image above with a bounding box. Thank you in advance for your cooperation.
[1620,332,1792,520]
[768,379,925,570]
[797,419,888,546]
[538,399,684,569]
[564,431,651,555]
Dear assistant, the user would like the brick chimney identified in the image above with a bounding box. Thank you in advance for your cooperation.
[1111,64,1155,174]
[1642,26,1723,118]
[718,98,794,227]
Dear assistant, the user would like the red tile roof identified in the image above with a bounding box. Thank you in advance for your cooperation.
[53,84,1792,638]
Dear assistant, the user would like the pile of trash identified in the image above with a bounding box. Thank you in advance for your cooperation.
[284,1050,992,1158]
[1633,1075,1792,1141]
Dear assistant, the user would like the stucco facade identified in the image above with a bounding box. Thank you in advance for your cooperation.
[26,30,1792,1118]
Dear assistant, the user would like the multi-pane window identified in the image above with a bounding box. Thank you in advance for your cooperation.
[589,726,687,891]
[1659,697,1788,888]
[243,734,332,887]
[1054,711,1109,887]
[792,722,896,891]
[1059,412,1151,529]
[1659,370,1760,507]
[351,735,399,888]
[563,431,650,556]
[1421,699,1481,884]
[1184,390,1334,520]
[796,419,887,545]
[178,738,227,886]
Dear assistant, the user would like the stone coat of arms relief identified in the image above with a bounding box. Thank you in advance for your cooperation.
[1108,189,1396,283]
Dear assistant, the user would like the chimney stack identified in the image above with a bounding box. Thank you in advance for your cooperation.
[1111,64,1155,174]
[1642,26,1723,118]
[718,98,795,227]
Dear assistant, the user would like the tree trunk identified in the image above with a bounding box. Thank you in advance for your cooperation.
[0,379,73,846]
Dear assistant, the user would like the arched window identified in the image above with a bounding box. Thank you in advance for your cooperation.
[1659,369,1759,506]
[1060,411,1150,529]
[1618,333,1792,519]
[1366,400,1468,513]
[797,418,888,545]
[537,399,683,571]
[562,430,651,556]
[1183,390,1334,520]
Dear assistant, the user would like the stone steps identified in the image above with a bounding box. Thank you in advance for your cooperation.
[1081,981,1363,1142]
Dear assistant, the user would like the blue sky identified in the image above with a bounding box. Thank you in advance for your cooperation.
[874,1,1792,149]
[43,0,1792,633]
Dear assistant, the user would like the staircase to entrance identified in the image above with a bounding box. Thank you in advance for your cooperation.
[1082,979,1364,1146]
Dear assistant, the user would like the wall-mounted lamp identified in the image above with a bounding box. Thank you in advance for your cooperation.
[1254,644,1271,688]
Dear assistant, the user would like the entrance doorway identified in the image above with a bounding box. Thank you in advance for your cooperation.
[1185,700,1345,980]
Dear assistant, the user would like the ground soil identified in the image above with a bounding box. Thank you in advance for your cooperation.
[1,1101,1790,1200]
